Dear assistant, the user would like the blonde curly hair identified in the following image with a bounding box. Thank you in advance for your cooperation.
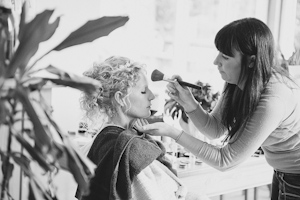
[79,56,146,126]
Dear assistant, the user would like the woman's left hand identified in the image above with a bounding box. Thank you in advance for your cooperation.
[134,118,149,129]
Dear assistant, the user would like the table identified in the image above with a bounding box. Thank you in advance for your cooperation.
[176,155,273,198]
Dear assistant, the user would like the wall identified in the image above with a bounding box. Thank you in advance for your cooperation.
[29,0,299,134]
[30,0,161,133]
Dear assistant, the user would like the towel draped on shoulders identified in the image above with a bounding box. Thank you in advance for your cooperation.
[77,125,176,200]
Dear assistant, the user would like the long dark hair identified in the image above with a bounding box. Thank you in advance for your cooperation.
[214,18,284,142]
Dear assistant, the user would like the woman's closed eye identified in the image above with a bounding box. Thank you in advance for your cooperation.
[141,87,148,94]
[222,54,230,60]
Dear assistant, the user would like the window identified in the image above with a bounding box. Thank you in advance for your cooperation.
[153,0,269,92]
[295,0,300,49]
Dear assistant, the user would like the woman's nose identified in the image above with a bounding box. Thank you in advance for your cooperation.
[213,53,220,65]
[149,90,155,100]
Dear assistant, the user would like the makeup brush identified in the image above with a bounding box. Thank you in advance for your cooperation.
[151,69,202,90]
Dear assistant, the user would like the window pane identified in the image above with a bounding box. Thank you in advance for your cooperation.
[295,0,300,49]
[154,0,269,91]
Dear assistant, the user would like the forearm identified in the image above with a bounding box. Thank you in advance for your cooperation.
[176,131,249,171]
[187,103,226,139]
[176,91,286,171]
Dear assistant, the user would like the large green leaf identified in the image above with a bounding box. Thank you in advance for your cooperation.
[53,16,129,51]
[22,77,48,92]
[18,2,27,40]
[15,85,53,154]
[13,131,53,172]
[289,49,300,65]
[0,27,7,81]
[63,144,92,195]
[6,10,60,78]
[0,100,8,124]
[0,152,14,190]
[11,152,54,200]
[11,152,32,177]
[43,65,102,94]
[29,179,53,200]
[41,105,95,193]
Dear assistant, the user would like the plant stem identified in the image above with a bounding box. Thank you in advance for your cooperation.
[19,107,25,200]
[0,126,13,200]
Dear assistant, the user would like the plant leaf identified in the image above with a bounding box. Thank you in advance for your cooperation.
[43,65,102,94]
[53,16,129,51]
[6,10,60,78]
[43,110,95,193]
[11,152,32,177]
[0,27,7,83]
[38,89,95,192]
[31,92,95,193]
[0,100,8,124]
[11,152,54,200]
[22,77,48,92]
[62,142,93,194]
[29,179,53,200]
[289,49,300,65]
[18,2,27,39]
[41,107,94,193]
[13,131,53,172]
[0,152,14,189]
[15,85,53,154]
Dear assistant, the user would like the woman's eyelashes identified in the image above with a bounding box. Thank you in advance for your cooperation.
[222,54,229,60]
[141,87,149,94]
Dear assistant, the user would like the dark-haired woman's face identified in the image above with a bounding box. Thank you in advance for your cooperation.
[213,49,242,84]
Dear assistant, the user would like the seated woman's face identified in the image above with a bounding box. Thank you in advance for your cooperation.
[125,71,155,120]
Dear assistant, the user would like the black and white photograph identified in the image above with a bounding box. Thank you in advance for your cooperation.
[0,0,300,200]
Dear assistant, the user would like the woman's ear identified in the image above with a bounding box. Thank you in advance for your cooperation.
[249,55,256,68]
[114,91,125,107]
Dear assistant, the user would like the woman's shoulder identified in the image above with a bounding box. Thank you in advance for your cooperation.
[266,74,299,95]
[89,125,124,152]
[102,124,125,133]
[121,131,163,159]
[261,75,300,110]
[93,125,124,139]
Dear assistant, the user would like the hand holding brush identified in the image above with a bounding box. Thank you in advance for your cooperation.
[151,69,202,90]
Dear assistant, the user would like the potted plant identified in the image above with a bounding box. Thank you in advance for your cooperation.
[0,2,128,200]
[165,81,220,123]
[280,48,300,83]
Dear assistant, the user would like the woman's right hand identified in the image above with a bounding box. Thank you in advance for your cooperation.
[166,75,199,113]
[137,122,182,140]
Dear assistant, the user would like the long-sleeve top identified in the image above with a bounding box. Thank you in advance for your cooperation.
[177,74,300,174]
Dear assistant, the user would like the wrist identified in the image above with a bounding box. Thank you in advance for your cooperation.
[184,101,199,113]
[174,129,184,142]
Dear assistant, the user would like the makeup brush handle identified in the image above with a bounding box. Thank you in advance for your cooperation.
[178,80,202,90]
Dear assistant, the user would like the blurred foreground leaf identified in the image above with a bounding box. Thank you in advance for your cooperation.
[6,10,60,78]
[53,16,129,51]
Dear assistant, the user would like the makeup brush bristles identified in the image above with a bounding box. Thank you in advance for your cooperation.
[151,69,202,90]
[151,69,164,82]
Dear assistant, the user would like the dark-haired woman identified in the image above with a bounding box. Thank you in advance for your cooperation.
[138,18,300,200]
